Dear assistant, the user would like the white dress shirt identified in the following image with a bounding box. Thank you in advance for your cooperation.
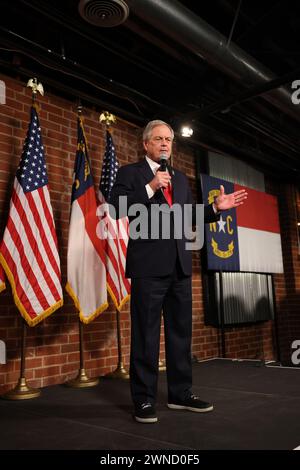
[145,156,164,199]
[144,156,218,213]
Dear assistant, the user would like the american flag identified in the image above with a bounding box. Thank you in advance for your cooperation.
[0,106,63,326]
[98,130,130,311]
[66,117,108,323]
[0,263,5,293]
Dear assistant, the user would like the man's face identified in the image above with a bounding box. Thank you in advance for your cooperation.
[143,124,173,163]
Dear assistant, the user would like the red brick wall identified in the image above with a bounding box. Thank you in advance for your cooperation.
[0,74,289,394]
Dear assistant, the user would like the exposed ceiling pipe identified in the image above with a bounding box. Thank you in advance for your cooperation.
[125,17,204,72]
[0,27,177,116]
[126,0,300,122]
[188,64,300,120]
[1,59,293,178]
[19,0,175,84]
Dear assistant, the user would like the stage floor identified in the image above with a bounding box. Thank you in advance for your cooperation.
[1,358,300,450]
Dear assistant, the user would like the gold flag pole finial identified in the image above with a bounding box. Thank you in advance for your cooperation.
[27,78,44,108]
[99,111,116,128]
[27,78,44,97]
[77,99,83,117]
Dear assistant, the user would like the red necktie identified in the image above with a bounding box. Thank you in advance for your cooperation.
[163,183,173,206]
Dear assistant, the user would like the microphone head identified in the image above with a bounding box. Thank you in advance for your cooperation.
[159,153,168,171]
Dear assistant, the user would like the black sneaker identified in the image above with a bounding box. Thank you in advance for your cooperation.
[134,402,158,423]
[167,394,213,413]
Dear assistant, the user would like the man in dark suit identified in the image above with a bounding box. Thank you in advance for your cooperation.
[110,120,247,423]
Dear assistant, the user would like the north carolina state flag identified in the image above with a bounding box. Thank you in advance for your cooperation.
[66,117,108,323]
[201,174,284,273]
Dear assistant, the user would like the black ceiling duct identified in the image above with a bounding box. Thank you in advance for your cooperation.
[126,0,300,122]
[78,0,129,27]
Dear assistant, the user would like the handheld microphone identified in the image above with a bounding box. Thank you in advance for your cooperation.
[158,154,168,172]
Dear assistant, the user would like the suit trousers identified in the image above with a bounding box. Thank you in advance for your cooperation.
[130,259,193,405]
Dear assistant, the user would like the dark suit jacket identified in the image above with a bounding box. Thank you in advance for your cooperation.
[110,159,218,278]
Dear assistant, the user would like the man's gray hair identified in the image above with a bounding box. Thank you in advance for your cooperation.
[143,120,174,142]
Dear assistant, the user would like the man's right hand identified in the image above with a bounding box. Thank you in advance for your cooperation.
[149,171,171,192]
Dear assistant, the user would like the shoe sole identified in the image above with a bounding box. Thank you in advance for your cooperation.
[167,404,214,413]
[134,416,158,423]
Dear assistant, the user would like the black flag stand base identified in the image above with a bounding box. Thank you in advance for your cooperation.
[105,310,129,380]
[2,321,41,400]
[65,320,99,388]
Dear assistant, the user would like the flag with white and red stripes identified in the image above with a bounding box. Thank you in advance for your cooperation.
[0,264,5,293]
[98,130,130,311]
[0,106,63,326]
[66,117,108,323]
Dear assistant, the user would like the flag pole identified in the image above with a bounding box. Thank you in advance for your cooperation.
[65,319,99,388]
[2,78,46,400]
[2,320,41,399]
[105,308,129,380]
[65,102,99,388]
[99,112,129,380]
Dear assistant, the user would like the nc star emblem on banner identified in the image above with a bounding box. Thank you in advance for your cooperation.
[201,175,240,271]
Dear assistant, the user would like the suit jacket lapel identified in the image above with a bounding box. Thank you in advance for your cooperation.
[137,158,154,184]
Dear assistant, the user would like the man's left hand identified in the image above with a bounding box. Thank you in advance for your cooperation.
[214,185,247,212]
